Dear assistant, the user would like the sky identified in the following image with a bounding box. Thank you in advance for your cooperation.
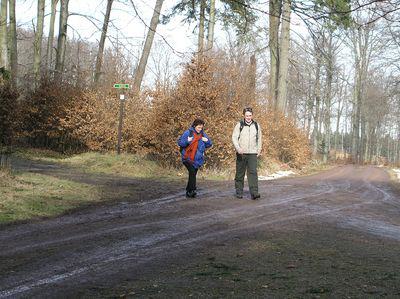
[18,0,209,58]
[17,0,309,56]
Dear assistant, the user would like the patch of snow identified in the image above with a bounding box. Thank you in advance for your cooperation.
[393,168,400,180]
[259,170,295,181]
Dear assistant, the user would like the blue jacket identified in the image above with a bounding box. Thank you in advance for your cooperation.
[178,127,212,169]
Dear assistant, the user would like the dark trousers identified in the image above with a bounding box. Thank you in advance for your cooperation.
[184,162,198,192]
[235,153,258,196]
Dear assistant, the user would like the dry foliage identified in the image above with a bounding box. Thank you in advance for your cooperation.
[0,83,19,146]
[10,55,310,168]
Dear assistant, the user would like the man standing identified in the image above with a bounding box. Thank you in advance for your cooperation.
[232,107,262,200]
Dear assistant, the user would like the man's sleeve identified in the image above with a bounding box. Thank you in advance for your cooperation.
[232,123,241,152]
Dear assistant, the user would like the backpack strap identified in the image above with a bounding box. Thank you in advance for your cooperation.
[239,120,245,134]
[254,121,259,144]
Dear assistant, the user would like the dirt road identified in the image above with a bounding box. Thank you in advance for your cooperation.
[1,165,400,298]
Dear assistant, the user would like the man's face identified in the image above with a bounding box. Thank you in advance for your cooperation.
[244,111,253,123]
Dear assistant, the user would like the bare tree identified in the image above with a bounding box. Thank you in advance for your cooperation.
[33,0,45,82]
[268,0,280,108]
[46,0,59,72]
[276,0,291,112]
[8,0,17,83]
[198,0,206,56]
[132,0,164,95]
[94,0,113,85]
[0,0,8,71]
[206,0,216,50]
[55,0,69,76]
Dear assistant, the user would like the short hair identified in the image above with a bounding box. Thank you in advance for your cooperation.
[192,118,205,128]
[243,107,253,114]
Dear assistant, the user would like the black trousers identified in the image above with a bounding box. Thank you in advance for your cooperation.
[183,162,198,192]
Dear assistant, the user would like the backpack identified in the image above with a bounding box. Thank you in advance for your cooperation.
[179,130,194,153]
[239,120,259,144]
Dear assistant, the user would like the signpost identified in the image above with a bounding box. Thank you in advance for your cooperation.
[113,84,130,89]
[113,83,130,154]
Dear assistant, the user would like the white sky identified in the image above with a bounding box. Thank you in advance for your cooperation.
[17,0,310,57]
[18,0,210,57]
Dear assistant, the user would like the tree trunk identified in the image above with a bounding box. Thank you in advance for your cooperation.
[46,0,59,72]
[94,0,113,85]
[312,39,322,157]
[334,88,344,158]
[351,25,370,163]
[33,0,45,82]
[322,34,333,163]
[0,0,8,70]
[197,0,206,56]
[206,0,215,51]
[276,0,291,113]
[8,0,17,84]
[55,0,69,76]
[132,0,164,95]
[249,54,256,102]
[268,0,281,108]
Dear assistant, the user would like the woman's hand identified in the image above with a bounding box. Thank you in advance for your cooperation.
[188,136,193,142]
[201,137,208,142]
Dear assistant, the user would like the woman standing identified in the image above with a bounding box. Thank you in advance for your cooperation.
[178,118,212,198]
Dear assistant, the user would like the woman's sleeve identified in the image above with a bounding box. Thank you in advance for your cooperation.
[204,132,212,148]
[178,130,190,147]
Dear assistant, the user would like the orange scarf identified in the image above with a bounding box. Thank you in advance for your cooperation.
[184,132,202,163]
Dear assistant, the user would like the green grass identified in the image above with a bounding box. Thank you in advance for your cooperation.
[2,148,191,224]
[62,152,180,179]
[0,170,99,224]
[12,147,68,161]
[13,148,180,179]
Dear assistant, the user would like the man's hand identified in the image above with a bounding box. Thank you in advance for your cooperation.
[188,136,193,142]
[201,137,208,142]
[237,148,243,154]
[257,152,261,157]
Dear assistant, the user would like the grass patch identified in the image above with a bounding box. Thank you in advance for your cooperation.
[12,147,69,162]
[61,152,180,179]
[12,148,180,179]
[0,169,100,224]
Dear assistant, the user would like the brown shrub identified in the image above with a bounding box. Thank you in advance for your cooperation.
[0,83,19,146]
[141,56,310,168]
[17,80,85,151]
[14,54,310,169]
[260,110,310,168]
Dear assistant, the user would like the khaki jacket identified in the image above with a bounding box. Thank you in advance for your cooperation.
[232,121,262,155]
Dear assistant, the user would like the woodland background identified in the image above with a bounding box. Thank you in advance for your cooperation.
[0,0,399,168]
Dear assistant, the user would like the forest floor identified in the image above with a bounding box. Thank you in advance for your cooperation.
[1,158,400,298]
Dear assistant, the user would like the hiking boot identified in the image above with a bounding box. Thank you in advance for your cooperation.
[251,193,260,200]
[186,190,196,198]
[236,193,243,199]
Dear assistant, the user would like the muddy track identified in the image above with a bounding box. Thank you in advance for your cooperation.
[0,165,399,298]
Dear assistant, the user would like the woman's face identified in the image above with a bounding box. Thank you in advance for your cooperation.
[194,124,204,133]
